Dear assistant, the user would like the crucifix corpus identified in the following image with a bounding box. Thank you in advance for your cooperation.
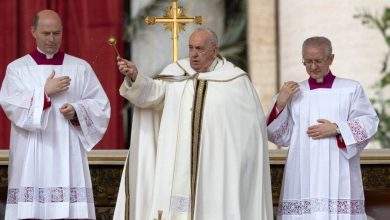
[145,0,203,63]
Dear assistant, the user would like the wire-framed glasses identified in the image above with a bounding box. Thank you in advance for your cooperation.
[302,57,329,66]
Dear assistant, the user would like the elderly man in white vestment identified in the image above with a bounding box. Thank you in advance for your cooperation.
[267,36,379,220]
[113,28,273,220]
[0,9,110,219]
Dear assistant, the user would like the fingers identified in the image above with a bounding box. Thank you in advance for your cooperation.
[117,59,137,76]
[55,76,71,91]
[307,131,321,139]
[276,81,300,110]
[307,129,318,136]
[317,119,330,124]
[45,71,72,96]
[60,104,67,110]
[307,119,336,139]
[307,125,321,139]
[59,104,75,119]
[282,81,300,93]
[54,79,70,93]
[279,81,300,99]
[59,104,71,112]
[117,58,127,68]
[58,76,71,86]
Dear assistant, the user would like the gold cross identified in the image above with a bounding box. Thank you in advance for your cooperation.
[145,0,203,63]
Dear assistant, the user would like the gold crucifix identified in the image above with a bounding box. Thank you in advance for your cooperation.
[145,0,203,63]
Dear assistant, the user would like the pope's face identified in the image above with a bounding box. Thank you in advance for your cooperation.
[302,44,334,81]
[189,30,218,72]
[31,14,62,55]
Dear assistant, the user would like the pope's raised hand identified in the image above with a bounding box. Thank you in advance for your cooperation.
[117,57,138,82]
[44,70,71,96]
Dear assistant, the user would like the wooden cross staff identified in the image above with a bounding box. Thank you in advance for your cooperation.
[145,0,203,63]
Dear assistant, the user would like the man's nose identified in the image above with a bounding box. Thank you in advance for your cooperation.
[308,62,318,69]
[190,50,198,57]
[48,33,55,41]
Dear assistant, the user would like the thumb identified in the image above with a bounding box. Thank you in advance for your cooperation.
[317,119,329,124]
[60,104,68,110]
[49,70,56,78]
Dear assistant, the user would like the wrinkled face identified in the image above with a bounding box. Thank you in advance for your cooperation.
[189,31,218,72]
[302,44,334,81]
[31,14,62,55]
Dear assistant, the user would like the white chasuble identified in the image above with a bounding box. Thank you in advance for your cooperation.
[267,77,379,220]
[114,57,273,220]
[0,53,110,219]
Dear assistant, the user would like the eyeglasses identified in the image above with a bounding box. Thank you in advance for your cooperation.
[302,57,328,66]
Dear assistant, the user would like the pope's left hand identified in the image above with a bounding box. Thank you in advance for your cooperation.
[307,119,338,140]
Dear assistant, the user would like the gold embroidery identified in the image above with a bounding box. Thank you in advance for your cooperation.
[190,79,208,219]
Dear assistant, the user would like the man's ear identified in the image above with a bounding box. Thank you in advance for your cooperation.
[328,54,335,65]
[31,26,36,38]
[214,47,219,57]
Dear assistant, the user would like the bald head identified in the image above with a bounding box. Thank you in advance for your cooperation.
[31,10,63,55]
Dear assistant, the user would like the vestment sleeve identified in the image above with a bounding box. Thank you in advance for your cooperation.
[0,66,50,131]
[266,99,294,147]
[70,64,111,151]
[336,83,379,159]
[119,73,165,110]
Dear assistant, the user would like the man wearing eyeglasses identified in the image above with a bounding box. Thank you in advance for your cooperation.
[267,36,379,219]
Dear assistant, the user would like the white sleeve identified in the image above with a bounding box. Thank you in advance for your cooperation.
[70,64,111,151]
[0,66,50,131]
[267,100,294,147]
[119,73,166,109]
[336,83,379,159]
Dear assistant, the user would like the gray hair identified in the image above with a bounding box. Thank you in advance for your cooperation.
[195,27,219,47]
[302,36,332,56]
[32,14,39,31]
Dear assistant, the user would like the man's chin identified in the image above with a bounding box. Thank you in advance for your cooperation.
[310,73,323,79]
[190,64,200,71]
[45,47,58,54]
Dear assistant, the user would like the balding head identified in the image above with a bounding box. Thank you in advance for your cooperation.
[31,9,63,55]
[189,28,219,72]
[191,28,219,47]
[33,10,62,31]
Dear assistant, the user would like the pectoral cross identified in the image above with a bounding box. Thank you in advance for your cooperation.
[153,210,163,220]
[145,0,203,63]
